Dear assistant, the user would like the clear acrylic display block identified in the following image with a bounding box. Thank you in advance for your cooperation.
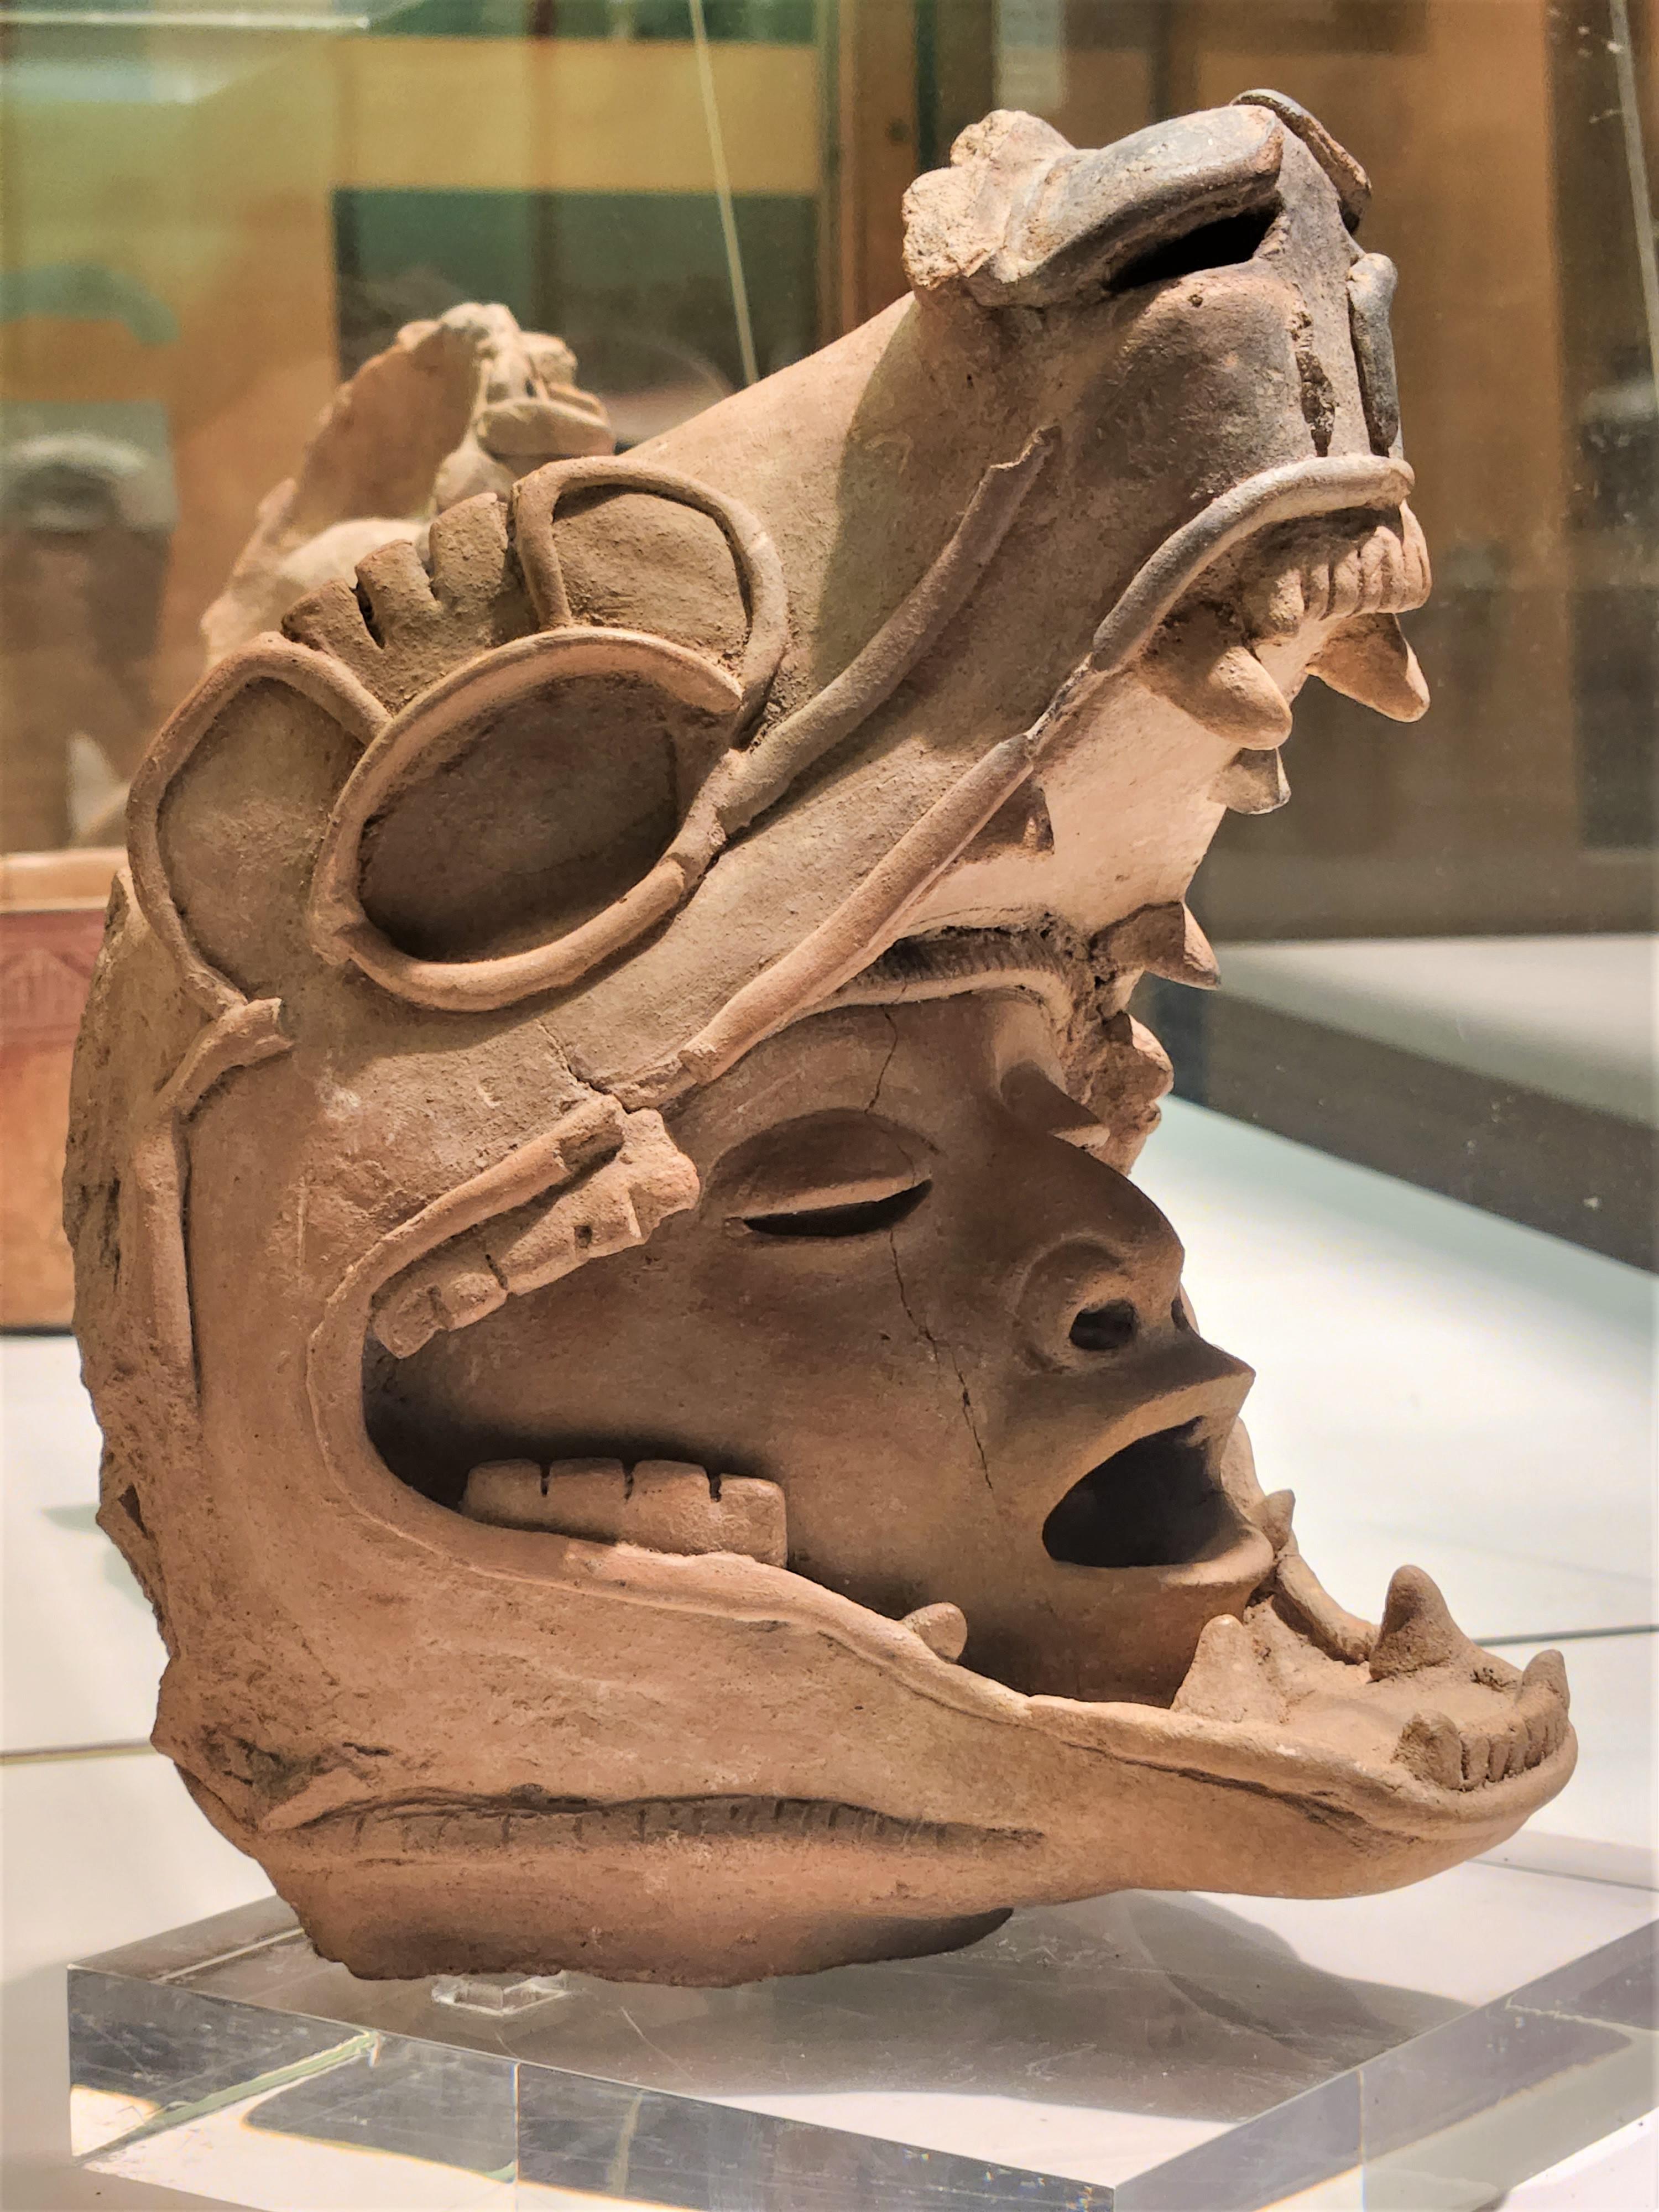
[69,1864,1655,2211]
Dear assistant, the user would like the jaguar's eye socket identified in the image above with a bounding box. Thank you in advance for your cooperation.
[741,1181,932,1240]
[1114,204,1278,291]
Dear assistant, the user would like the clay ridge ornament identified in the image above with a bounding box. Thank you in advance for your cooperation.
[68,93,1571,1985]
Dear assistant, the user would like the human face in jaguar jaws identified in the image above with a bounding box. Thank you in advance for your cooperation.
[369,991,1272,1702]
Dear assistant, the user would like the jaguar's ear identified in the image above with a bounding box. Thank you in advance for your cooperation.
[300,458,786,1018]
[306,622,746,1015]
[135,463,787,1024]
[127,634,388,1018]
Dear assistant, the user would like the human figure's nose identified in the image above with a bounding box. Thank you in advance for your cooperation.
[1015,1203,1189,1371]
[998,1075,1189,1368]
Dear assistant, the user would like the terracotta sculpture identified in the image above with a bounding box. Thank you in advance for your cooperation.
[68,95,1572,1985]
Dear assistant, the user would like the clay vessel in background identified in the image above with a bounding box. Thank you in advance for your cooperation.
[2,848,119,1326]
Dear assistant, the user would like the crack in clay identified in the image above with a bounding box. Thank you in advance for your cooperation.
[946,1342,994,1494]
[872,1008,993,1495]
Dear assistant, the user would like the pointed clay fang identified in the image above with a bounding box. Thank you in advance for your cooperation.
[1396,1710,1464,1789]
[903,1602,969,1661]
[1370,1565,1473,1679]
[1212,747,1291,813]
[1171,1613,1281,1724]
[1141,615,1293,745]
[1516,1650,1571,1765]
[1311,613,1430,722]
[1520,1648,1570,1713]
[1258,1489,1295,1552]
[1207,644,1295,744]
[1094,900,1218,988]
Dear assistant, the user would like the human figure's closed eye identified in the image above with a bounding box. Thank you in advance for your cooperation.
[713,1109,934,1241]
[741,1180,932,1240]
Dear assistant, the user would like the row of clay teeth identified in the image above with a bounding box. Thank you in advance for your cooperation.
[1138,509,1432,779]
[1244,509,1431,638]
[1373,1564,1571,1787]
[1171,1557,1570,1789]
[462,1457,789,1567]
[460,1458,971,1659]
[1140,603,1429,757]
[1396,1654,1571,1789]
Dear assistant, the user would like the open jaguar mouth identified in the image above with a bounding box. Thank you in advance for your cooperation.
[1074,451,1430,816]
[1138,500,1431,757]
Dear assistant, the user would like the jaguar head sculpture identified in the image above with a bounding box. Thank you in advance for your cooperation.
[68,93,1571,1985]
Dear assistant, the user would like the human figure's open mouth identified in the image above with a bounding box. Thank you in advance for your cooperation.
[1042,1418,1240,1570]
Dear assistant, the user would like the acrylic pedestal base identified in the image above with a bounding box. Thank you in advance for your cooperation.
[69,1861,1655,2211]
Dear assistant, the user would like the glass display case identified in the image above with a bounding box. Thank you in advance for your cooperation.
[1,6,1653,2206]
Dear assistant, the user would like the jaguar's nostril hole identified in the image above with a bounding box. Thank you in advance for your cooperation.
[1070,1300,1138,1353]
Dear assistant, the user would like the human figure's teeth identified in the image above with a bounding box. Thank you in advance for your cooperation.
[460,1457,787,1566]
[1310,613,1430,721]
[1460,1731,1492,1787]
[1396,1709,1465,1788]
[627,1460,789,1565]
[902,1602,968,1660]
[1140,609,1293,745]
[463,1457,624,1533]
[1212,747,1291,813]
[1369,1565,1474,1679]
[1489,1718,1530,1782]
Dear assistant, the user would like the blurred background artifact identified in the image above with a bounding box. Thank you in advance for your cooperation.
[0,848,121,1328]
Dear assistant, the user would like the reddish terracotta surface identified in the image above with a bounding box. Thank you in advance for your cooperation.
[68,97,1569,1984]
[2,851,119,1327]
